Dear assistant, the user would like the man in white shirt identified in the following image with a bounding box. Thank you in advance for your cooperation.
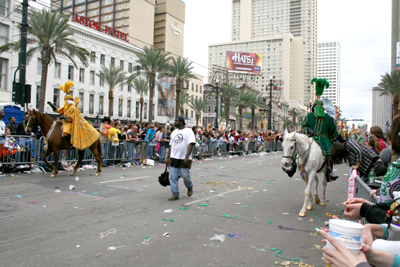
[165,116,196,201]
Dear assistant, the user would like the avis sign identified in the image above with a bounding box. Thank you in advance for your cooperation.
[226,51,262,74]
[71,14,129,42]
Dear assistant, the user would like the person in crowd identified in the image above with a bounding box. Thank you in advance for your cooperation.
[370,126,388,153]
[126,124,138,164]
[331,138,380,181]
[154,126,163,158]
[367,135,380,155]
[99,117,111,166]
[145,124,156,158]
[16,113,34,162]
[165,116,195,201]
[139,122,149,158]
[6,116,17,135]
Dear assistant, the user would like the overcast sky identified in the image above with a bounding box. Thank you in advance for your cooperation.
[183,0,392,121]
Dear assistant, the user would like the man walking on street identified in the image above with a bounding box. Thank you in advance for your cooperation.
[165,116,195,201]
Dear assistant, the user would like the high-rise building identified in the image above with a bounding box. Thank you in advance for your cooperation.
[51,0,185,56]
[231,0,317,104]
[317,42,341,107]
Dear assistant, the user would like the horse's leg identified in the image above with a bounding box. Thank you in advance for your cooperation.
[320,169,328,206]
[314,174,320,204]
[71,150,84,176]
[307,175,314,210]
[92,140,102,176]
[51,148,60,178]
[43,147,55,172]
[299,171,314,217]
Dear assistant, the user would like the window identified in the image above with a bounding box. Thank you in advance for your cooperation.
[125,18,129,23]
[118,98,123,116]
[118,4,123,9]
[127,100,131,117]
[90,10,98,16]
[0,0,9,16]
[120,60,124,70]
[196,84,198,92]
[135,101,139,118]
[125,27,129,32]
[128,63,132,73]
[53,88,60,107]
[68,65,74,80]
[99,95,104,115]
[126,10,130,15]
[100,54,105,65]
[90,2,98,8]
[126,2,130,7]
[105,0,112,4]
[104,6,112,12]
[36,86,40,109]
[89,94,94,114]
[119,83,123,91]
[99,76,104,86]
[79,92,84,112]
[111,57,115,66]
[77,5,85,11]
[191,110,193,118]
[191,83,194,91]
[79,68,84,82]
[0,24,8,46]
[90,51,96,63]
[90,70,95,85]
[200,85,202,93]
[54,62,61,78]
[144,103,147,119]
[37,58,42,75]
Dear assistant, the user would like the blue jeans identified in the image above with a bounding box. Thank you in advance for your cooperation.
[158,145,165,162]
[126,142,136,162]
[169,165,193,197]
[146,142,153,157]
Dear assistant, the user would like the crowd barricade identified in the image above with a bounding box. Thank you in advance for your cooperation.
[0,135,37,172]
[354,176,378,225]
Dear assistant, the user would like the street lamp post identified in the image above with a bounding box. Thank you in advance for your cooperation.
[272,114,275,131]
[215,79,219,129]
[268,76,274,130]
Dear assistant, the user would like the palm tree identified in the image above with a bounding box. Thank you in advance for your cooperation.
[163,57,198,117]
[133,46,171,123]
[179,91,190,116]
[233,90,251,130]
[288,108,301,131]
[248,92,265,129]
[189,97,208,127]
[373,70,400,117]
[0,9,89,112]
[281,116,293,131]
[132,77,149,124]
[97,64,127,117]
[220,82,239,126]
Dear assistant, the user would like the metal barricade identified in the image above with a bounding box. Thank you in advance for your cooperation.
[0,135,37,172]
[355,176,377,203]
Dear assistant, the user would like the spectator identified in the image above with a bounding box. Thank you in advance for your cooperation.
[145,124,156,158]
[370,126,388,153]
[126,124,138,164]
[165,116,195,201]
[367,136,380,155]
[99,117,111,166]
[16,114,33,162]
[6,116,17,135]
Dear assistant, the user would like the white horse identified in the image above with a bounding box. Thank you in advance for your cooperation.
[281,129,327,217]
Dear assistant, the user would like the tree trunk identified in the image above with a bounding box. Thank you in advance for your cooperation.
[251,108,255,129]
[196,113,199,127]
[140,96,144,125]
[149,74,155,123]
[239,106,243,130]
[108,90,113,117]
[175,81,181,118]
[394,94,399,118]
[39,56,50,113]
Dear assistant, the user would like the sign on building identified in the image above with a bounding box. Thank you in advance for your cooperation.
[226,51,262,74]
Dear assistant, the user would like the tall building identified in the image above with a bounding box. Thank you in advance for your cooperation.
[317,42,341,107]
[231,0,317,104]
[208,33,304,102]
[51,0,185,56]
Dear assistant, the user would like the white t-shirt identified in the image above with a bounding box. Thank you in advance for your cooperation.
[169,127,196,160]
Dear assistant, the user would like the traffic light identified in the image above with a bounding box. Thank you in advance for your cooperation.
[12,82,31,105]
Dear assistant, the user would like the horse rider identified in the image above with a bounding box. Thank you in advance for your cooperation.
[302,78,346,182]
[47,81,99,150]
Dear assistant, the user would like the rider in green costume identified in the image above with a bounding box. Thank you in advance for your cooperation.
[302,78,346,182]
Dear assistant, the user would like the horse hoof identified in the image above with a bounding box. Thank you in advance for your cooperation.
[307,205,313,210]
[95,172,100,176]
[69,171,76,176]
[320,200,326,206]
[315,196,320,204]
[50,173,57,178]
[299,211,306,217]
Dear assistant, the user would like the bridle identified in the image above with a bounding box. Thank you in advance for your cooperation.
[282,135,313,166]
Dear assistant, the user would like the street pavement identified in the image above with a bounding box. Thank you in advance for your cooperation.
[0,152,350,267]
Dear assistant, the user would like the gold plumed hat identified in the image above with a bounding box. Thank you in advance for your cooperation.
[60,81,74,100]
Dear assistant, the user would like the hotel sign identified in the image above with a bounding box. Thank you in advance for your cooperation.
[227,51,262,74]
[71,14,129,42]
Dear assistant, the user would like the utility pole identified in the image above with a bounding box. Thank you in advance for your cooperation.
[268,76,274,130]
[215,79,219,129]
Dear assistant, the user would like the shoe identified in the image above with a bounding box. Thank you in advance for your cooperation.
[155,153,160,157]
[187,188,193,197]
[168,195,179,201]
[327,173,339,182]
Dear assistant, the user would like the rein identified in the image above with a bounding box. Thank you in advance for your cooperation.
[43,121,57,150]
[283,135,313,182]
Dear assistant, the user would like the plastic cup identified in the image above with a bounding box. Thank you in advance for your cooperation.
[326,240,361,254]
[328,219,364,242]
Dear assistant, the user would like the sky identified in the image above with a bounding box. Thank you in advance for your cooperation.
[183,0,393,121]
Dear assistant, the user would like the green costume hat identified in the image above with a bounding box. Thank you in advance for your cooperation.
[311,78,329,101]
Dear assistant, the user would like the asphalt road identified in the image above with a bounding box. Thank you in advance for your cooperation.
[0,152,350,267]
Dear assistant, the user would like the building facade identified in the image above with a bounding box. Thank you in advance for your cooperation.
[185,74,204,127]
[231,0,317,105]
[372,90,391,133]
[208,33,304,102]
[317,42,341,107]
[51,0,185,55]
[0,4,178,124]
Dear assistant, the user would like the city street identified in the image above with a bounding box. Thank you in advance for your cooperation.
[0,152,349,267]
